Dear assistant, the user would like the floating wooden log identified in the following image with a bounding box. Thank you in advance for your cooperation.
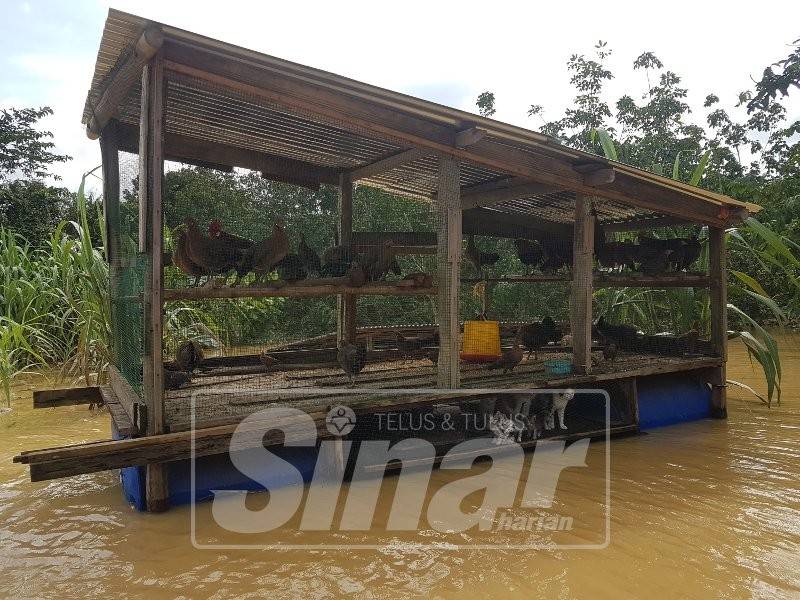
[33,386,101,409]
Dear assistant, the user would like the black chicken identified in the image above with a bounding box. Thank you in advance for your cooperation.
[321,244,353,277]
[466,235,500,273]
[338,342,367,385]
[275,253,307,281]
[514,238,544,272]
[518,317,560,360]
[298,235,322,276]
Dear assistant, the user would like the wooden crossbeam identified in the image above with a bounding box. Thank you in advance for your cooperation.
[602,216,694,232]
[455,126,486,148]
[348,148,428,181]
[163,280,435,301]
[461,179,562,209]
[86,27,164,139]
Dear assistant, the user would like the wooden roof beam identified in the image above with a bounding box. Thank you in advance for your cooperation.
[348,148,428,181]
[603,215,695,232]
[86,27,164,139]
[460,177,563,209]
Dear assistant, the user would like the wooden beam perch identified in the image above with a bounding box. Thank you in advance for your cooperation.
[461,180,562,209]
[86,27,163,139]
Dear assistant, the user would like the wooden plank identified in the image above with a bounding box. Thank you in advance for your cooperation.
[436,155,461,388]
[86,27,164,138]
[337,173,357,345]
[108,365,141,430]
[164,278,434,301]
[349,148,428,181]
[571,194,594,375]
[33,387,101,409]
[454,126,486,148]
[709,226,728,419]
[582,168,615,186]
[602,215,694,232]
[99,386,137,437]
[461,180,561,209]
[463,207,573,240]
[161,48,735,226]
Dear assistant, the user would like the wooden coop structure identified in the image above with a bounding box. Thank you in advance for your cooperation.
[15,10,761,512]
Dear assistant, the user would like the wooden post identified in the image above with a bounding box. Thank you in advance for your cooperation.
[99,120,121,264]
[140,57,169,511]
[571,194,594,375]
[337,173,357,345]
[435,155,461,388]
[709,226,728,418]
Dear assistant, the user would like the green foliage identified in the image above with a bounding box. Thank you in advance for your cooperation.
[0,180,74,245]
[0,107,71,182]
[476,91,496,118]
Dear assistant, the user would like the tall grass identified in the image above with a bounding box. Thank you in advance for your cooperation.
[0,169,110,406]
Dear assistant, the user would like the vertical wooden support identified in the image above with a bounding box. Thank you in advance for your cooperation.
[435,155,461,388]
[99,120,121,264]
[571,194,594,375]
[139,57,169,511]
[709,226,728,419]
[337,172,357,345]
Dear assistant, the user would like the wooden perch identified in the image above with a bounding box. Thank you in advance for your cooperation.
[163,279,436,301]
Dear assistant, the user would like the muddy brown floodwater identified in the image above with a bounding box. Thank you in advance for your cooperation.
[1,336,799,599]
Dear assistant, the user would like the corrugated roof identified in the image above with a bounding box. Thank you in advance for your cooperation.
[82,9,761,226]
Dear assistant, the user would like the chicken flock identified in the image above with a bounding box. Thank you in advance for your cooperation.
[168,219,704,388]
[172,218,403,288]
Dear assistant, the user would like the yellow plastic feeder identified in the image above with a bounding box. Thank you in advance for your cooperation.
[460,320,502,363]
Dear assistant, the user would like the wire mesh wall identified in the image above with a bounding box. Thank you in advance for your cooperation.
[109,151,147,396]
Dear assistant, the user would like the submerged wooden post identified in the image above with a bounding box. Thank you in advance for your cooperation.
[337,172,357,345]
[140,57,169,511]
[435,155,461,388]
[571,194,594,375]
[709,226,728,418]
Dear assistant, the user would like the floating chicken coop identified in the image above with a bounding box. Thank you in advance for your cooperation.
[15,9,761,512]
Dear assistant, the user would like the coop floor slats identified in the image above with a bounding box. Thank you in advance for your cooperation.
[163,353,721,431]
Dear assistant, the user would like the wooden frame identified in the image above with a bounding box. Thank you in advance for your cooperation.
[570,194,594,374]
[709,227,728,418]
[139,56,169,512]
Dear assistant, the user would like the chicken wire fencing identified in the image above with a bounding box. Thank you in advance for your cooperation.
[109,150,147,397]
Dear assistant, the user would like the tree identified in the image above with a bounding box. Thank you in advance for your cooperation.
[0,180,74,244]
[476,91,496,117]
[0,106,71,182]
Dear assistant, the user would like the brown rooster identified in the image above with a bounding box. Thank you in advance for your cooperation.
[240,220,290,284]
[208,219,254,251]
[361,240,400,282]
[183,217,245,280]
[487,340,524,374]
[173,226,209,286]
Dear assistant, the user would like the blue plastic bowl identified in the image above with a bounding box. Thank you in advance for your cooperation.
[544,359,573,376]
